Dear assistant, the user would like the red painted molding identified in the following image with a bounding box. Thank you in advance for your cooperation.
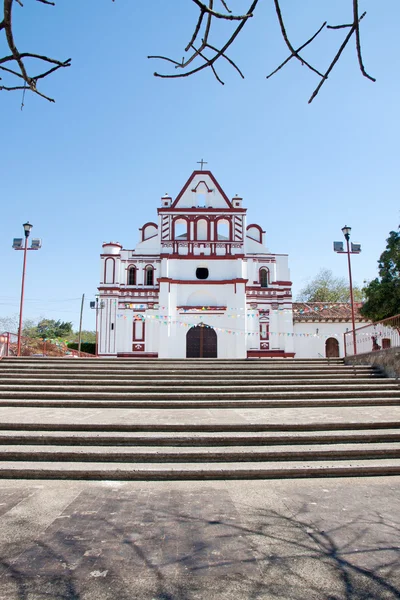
[158,207,246,214]
[274,281,293,286]
[117,352,158,358]
[171,171,233,209]
[102,242,122,249]
[159,254,245,260]
[140,222,158,242]
[247,351,296,358]
[158,277,248,285]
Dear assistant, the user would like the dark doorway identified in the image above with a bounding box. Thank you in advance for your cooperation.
[325,337,339,358]
[186,324,217,358]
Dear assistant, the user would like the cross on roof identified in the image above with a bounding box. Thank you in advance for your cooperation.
[197,159,208,171]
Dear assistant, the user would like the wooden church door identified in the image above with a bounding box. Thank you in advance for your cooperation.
[186,324,217,358]
[325,337,339,358]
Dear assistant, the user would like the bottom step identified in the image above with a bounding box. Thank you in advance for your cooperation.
[0,459,399,480]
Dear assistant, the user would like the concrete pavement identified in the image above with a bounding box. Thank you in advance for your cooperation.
[0,477,399,599]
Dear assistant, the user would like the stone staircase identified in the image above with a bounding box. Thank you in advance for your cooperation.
[0,356,399,479]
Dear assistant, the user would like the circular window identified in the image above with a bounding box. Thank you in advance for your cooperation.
[196,267,209,280]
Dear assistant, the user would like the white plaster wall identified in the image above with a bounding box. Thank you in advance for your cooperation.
[175,174,230,209]
[275,255,290,281]
[293,322,353,358]
[98,297,118,356]
[166,259,243,281]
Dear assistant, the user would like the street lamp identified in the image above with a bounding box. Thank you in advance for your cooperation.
[13,222,42,356]
[333,226,361,355]
[90,296,105,357]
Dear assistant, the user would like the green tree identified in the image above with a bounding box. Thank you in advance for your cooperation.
[360,229,400,321]
[297,268,363,303]
[36,319,73,339]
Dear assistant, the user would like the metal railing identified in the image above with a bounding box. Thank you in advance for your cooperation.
[0,332,94,358]
[344,314,400,357]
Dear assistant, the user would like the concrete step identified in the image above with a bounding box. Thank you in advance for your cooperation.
[2,442,400,462]
[0,377,392,388]
[1,420,399,432]
[0,369,384,385]
[0,363,375,372]
[0,459,399,479]
[0,382,397,395]
[0,397,399,409]
[1,357,346,364]
[0,387,398,400]
[1,429,399,446]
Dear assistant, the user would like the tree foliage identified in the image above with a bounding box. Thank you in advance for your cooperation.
[297,268,363,303]
[360,229,400,322]
[34,319,73,339]
[1,1,375,105]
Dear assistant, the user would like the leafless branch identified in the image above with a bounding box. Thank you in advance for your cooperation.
[150,0,375,103]
[1,0,377,106]
[1,0,71,104]
[149,1,259,84]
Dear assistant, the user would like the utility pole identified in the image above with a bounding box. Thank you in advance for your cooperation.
[78,294,85,357]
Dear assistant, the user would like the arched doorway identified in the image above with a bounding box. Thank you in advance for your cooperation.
[325,337,339,358]
[186,324,217,358]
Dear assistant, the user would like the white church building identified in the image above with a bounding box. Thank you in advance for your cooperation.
[98,170,367,359]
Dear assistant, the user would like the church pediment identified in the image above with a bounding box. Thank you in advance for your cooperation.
[171,171,233,210]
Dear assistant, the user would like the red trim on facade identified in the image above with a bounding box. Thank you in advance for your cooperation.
[159,254,245,260]
[102,242,122,249]
[158,278,248,285]
[117,352,158,358]
[158,207,246,214]
[215,216,233,241]
[247,350,296,358]
[140,222,158,242]
[274,281,293,286]
[172,216,190,240]
[171,171,233,209]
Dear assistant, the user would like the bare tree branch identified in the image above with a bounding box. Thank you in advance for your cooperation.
[1,0,377,105]
[1,0,71,104]
[149,0,375,103]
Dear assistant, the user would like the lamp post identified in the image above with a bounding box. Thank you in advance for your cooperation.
[90,296,104,357]
[333,226,361,356]
[13,222,42,357]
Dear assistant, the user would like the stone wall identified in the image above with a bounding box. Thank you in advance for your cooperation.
[344,347,400,378]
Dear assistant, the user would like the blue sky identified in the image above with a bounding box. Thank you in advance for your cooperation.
[1,0,399,330]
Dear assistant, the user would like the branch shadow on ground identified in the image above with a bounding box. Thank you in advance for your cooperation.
[0,491,399,600]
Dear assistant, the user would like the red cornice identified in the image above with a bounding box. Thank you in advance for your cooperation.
[158,278,248,285]
[159,254,245,260]
[158,207,246,214]
[274,281,293,286]
[102,242,122,248]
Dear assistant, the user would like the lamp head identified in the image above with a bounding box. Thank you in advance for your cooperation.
[341,225,351,240]
[23,222,33,237]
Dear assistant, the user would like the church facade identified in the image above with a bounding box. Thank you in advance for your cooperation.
[98,170,295,359]
[98,170,367,358]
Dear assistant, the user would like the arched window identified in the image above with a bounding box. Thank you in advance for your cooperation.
[196,219,208,240]
[217,219,230,240]
[145,266,154,286]
[260,268,269,288]
[173,219,188,240]
[127,267,136,285]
